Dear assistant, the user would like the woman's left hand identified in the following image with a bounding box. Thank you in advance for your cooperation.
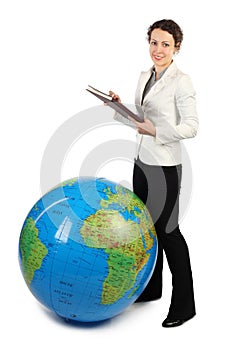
[128,117,156,136]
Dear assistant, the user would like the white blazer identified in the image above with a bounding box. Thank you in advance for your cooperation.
[115,61,198,166]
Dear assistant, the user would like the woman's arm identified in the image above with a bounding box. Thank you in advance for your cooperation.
[155,75,199,144]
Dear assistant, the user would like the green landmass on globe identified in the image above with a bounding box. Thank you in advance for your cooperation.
[20,217,48,285]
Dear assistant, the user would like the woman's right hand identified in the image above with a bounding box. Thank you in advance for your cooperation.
[109,91,121,103]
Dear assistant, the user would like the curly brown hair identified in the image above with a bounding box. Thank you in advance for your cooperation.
[147,19,183,50]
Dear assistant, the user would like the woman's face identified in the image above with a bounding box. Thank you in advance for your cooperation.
[149,28,178,71]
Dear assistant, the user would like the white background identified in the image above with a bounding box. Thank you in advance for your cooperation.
[1,0,233,348]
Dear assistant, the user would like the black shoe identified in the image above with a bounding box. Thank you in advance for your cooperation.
[162,314,195,328]
[162,318,184,328]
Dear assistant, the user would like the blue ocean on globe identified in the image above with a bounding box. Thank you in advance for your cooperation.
[19,177,158,322]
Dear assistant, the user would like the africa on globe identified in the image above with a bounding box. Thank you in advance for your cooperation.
[19,177,158,322]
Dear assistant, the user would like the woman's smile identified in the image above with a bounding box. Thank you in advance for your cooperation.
[153,55,164,61]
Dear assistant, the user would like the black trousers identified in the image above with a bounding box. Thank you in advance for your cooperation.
[133,157,196,319]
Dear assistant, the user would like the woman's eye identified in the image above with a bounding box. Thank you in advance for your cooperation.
[150,41,169,47]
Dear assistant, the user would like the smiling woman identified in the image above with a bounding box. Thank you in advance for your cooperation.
[111,19,198,328]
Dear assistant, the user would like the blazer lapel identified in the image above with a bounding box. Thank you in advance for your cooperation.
[141,61,178,104]
[143,77,165,103]
[136,68,153,106]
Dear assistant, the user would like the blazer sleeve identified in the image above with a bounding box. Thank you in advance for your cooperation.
[155,75,199,144]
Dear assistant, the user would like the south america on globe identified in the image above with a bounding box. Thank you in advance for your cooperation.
[19,177,158,322]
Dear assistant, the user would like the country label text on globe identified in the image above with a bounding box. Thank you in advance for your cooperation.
[19,177,158,322]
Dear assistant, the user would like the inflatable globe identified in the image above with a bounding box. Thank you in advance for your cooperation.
[19,177,158,322]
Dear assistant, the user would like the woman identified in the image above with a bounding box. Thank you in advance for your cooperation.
[111,19,198,328]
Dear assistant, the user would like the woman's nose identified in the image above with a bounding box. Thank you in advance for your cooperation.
[154,44,163,53]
